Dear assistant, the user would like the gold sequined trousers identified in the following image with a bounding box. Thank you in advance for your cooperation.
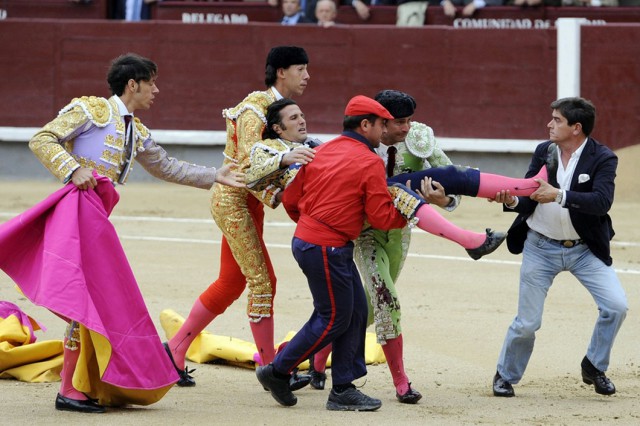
[200,185,276,322]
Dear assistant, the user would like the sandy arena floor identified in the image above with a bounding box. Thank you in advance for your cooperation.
[1,145,639,425]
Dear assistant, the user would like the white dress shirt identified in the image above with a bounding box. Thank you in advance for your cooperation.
[527,138,588,240]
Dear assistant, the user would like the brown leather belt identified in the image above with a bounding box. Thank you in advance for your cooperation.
[533,230,583,248]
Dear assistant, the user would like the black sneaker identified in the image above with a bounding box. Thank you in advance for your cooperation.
[257,364,297,406]
[466,229,507,260]
[326,386,381,411]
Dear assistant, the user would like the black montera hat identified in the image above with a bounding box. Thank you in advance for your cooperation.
[374,90,417,119]
[266,46,309,70]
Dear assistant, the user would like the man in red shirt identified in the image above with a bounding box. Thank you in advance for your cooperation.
[256,95,407,411]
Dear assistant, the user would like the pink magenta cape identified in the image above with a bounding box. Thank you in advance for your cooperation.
[0,177,177,404]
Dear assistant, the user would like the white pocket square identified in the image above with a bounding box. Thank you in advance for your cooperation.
[578,174,590,183]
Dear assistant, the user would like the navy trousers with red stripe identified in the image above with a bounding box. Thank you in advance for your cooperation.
[272,237,368,386]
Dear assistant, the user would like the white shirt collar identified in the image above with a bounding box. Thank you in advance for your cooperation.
[569,137,588,159]
[270,86,284,101]
[113,95,134,118]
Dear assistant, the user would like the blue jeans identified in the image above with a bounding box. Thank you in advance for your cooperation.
[497,230,627,384]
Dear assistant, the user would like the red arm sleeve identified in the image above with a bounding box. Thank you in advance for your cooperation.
[362,160,407,230]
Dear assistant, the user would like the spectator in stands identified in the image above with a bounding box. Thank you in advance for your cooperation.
[341,0,437,27]
[348,0,371,20]
[315,0,338,26]
[441,0,504,18]
[340,0,396,22]
[510,0,543,6]
[281,0,313,24]
[395,0,436,26]
[270,0,318,23]
[559,0,619,5]
[111,0,157,20]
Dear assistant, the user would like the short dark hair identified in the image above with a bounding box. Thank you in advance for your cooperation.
[550,97,596,136]
[107,53,157,96]
[264,46,308,87]
[343,114,379,131]
[374,90,416,119]
[263,98,298,140]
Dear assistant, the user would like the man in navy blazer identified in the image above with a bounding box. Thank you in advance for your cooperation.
[490,97,628,398]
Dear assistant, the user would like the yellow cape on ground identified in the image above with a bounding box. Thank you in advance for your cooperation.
[160,309,386,369]
[0,313,63,382]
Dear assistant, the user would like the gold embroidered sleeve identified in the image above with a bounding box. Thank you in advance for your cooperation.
[235,110,267,172]
[246,144,283,209]
[387,185,422,227]
[246,140,288,191]
[234,109,277,206]
[135,140,217,190]
[29,108,89,183]
[251,185,282,210]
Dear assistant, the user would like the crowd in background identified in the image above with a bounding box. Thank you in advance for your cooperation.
[96,0,640,23]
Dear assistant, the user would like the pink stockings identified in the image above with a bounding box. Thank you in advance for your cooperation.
[167,298,217,370]
[477,166,547,198]
[382,335,410,395]
[168,298,276,368]
[414,204,485,249]
[59,326,84,400]
[310,335,410,395]
[411,169,549,250]
[250,316,275,365]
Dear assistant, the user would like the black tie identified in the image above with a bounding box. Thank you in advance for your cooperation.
[119,115,134,184]
[386,146,397,178]
[124,113,132,142]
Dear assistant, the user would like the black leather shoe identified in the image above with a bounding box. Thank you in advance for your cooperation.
[466,229,507,260]
[289,368,312,391]
[163,342,196,387]
[257,364,297,406]
[581,356,616,395]
[308,356,327,390]
[493,371,515,397]
[55,393,106,413]
[396,384,422,404]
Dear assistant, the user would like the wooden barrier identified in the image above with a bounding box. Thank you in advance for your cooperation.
[0,20,638,150]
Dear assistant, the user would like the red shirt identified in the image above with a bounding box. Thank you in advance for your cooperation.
[282,131,407,246]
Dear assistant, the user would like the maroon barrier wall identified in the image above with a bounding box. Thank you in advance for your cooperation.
[0,20,638,150]
[581,24,640,150]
